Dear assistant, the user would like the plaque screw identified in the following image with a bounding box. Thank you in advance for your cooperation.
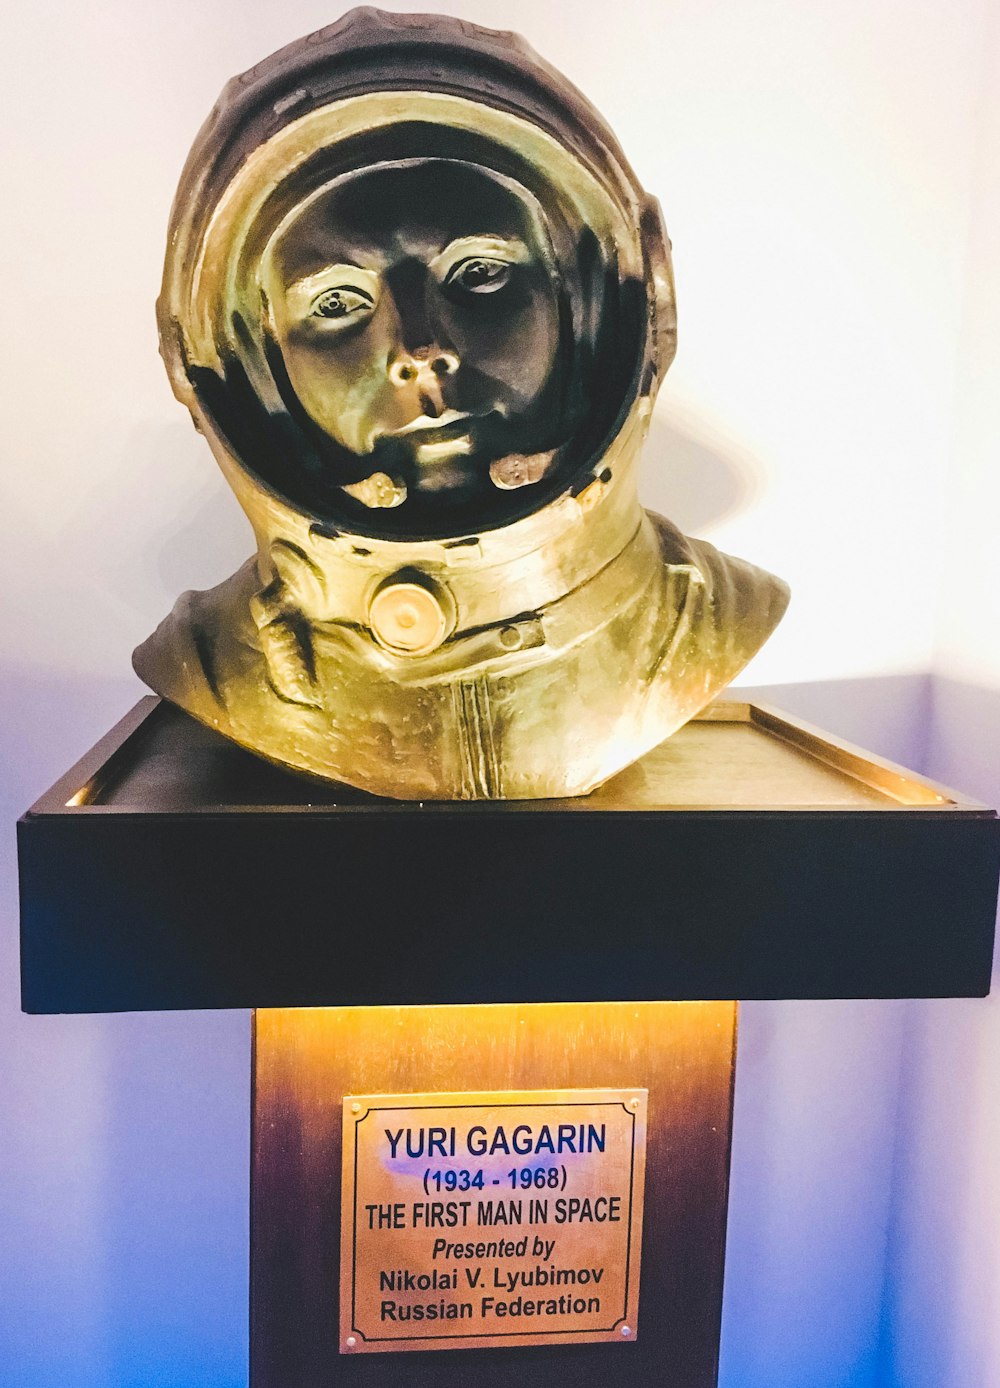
[351,1102,361,1114]
[621,1325,632,1338]
[345,1336,358,1349]
[629,1098,640,1110]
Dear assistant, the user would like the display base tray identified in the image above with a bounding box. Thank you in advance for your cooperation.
[18,697,998,1012]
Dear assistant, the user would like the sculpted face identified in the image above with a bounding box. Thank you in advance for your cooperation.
[261,160,563,504]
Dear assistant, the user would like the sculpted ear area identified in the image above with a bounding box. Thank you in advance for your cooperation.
[640,196,677,380]
[258,253,290,340]
[258,285,282,349]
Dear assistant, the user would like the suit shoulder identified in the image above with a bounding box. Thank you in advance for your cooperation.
[132,559,260,713]
[646,509,790,678]
[686,533,790,649]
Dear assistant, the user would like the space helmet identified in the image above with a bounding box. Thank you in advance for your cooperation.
[136,11,786,799]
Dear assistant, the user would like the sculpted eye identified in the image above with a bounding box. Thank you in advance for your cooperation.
[445,257,511,294]
[310,287,374,320]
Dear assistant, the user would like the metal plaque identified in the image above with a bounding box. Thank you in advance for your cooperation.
[340,1088,647,1354]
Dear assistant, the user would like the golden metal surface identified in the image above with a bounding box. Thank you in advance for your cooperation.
[252,1002,735,1385]
[340,1087,647,1353]
[592,706,926,808]
[134,11,789,799]
[55,697,980,811]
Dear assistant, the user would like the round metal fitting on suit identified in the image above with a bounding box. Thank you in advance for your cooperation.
[369,578,449,655]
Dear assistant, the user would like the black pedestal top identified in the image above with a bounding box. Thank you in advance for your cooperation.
[18,698,998,1011]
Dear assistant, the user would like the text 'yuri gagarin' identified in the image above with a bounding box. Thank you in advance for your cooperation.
[340,1091,647,1353]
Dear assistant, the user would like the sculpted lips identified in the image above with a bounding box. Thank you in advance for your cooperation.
[379,410,481,465]
[391,405,472,433]
[386,409,475,442]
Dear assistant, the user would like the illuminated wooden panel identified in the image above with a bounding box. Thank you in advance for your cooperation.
[252,1001,736,1386]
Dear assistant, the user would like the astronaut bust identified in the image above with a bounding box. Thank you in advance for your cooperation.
[134,9,789,800]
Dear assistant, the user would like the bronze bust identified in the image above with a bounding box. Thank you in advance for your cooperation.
[134,8,789,798]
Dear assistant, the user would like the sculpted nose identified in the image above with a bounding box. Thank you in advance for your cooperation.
[388,348,459,386]
[388,348,459,418]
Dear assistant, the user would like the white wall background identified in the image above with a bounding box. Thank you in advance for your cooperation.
[877,3,1000,1384]
[1,1,997,1384]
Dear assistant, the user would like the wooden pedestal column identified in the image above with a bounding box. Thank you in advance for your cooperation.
[251,1001,736,1387]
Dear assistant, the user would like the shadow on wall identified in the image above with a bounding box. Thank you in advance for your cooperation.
[642,411,764,535]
